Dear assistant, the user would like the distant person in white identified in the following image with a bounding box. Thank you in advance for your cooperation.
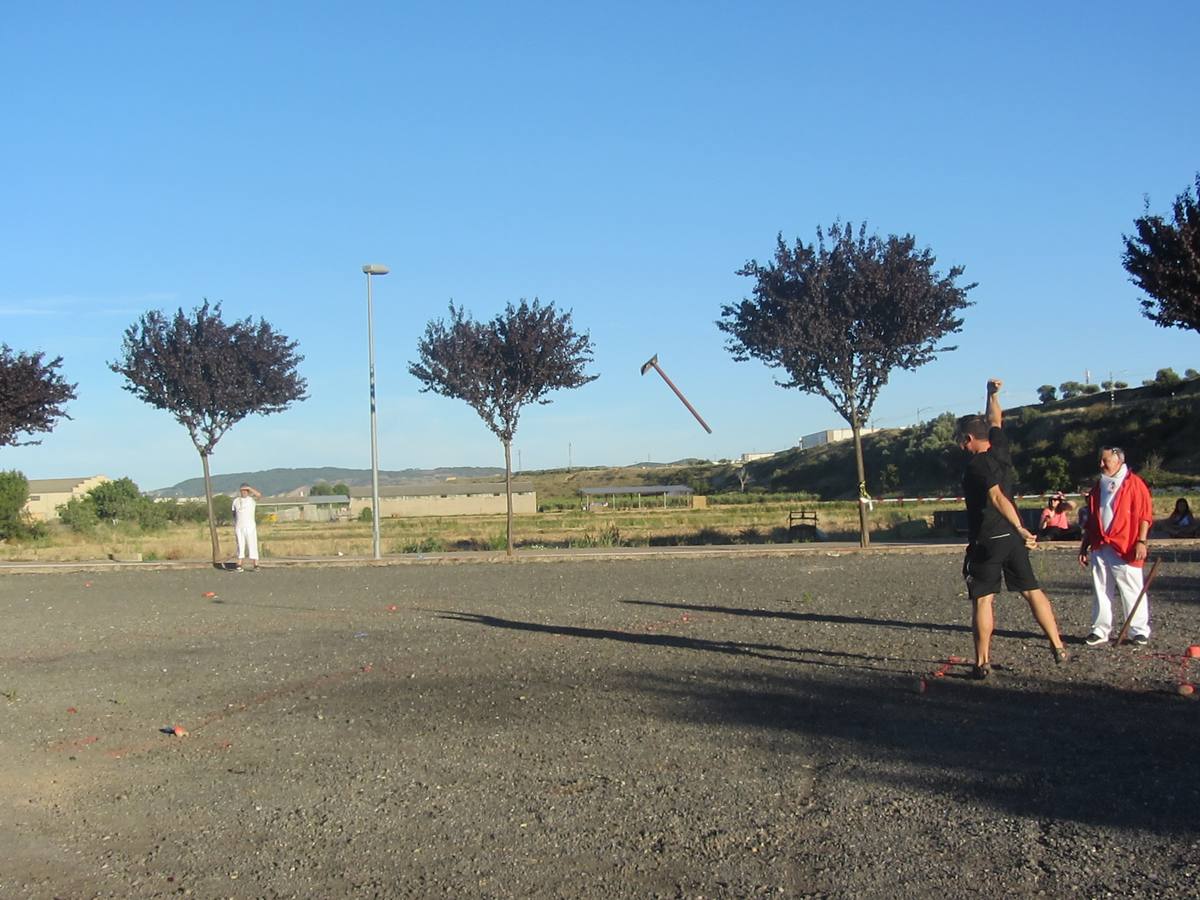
[232,483,263,571]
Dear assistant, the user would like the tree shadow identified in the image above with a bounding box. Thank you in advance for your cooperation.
[619,598,1043,641]
[433,609,1199,835]
[623,666,1200,836]
[434,611,924,673]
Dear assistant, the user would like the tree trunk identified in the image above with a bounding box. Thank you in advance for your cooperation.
[851,421,870,548]
[200,450,222,566]
[503,439,514,557]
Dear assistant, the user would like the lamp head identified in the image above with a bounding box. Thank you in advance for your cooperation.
[362,264,390,276]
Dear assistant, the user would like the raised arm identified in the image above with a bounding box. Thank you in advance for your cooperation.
[986,378,1003,429]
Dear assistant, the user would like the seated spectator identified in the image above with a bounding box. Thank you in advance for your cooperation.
[1163,498,1198,538]
[1038,492,1079,541]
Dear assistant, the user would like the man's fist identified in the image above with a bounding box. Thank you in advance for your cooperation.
[987,378,1003,394]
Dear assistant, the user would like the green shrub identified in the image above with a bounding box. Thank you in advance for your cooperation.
[358,506,373,522]
[400,536,445,554]
[1028,455,1072,492]
[89,478,144,523]
[0,471,30,539]
[165,500,208,524]
[569,524,623,548]
[58,496,99,532]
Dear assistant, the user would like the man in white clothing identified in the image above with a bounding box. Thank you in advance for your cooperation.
[232,483,263,571]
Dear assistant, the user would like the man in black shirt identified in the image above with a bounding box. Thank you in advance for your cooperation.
[958,378,1069,679]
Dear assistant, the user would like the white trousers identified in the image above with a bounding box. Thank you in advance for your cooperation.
[1090,545,1149,639]
[235,523,259,561]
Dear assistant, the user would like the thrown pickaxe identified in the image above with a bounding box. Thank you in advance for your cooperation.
[639,354,713,434]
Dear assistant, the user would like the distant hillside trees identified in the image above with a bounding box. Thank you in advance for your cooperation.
[0,344,77,448]
[311,481,350,498]
[719,222,974,546]
[110,302,307,565]
[1123,173,1200,333]
[410,299,597,556]
[1037,385,1057,403]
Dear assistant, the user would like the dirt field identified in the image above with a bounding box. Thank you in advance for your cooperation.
[2,548,1198,899]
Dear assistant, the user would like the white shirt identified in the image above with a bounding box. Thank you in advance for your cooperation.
[1098,464,1128,531]
[232,495,257,526]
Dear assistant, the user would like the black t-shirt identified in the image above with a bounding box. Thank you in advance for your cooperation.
[963,426,1015,542]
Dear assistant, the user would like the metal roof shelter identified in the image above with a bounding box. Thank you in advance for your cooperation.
[578,484,694,509]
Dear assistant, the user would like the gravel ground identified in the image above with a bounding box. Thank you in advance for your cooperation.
[2,548,1198,899]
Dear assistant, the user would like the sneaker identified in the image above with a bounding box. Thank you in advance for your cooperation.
[1084,632,1107,647]
[1130,634,1149,647]
[235,565,244,573]
[1053,646,1070,665]
[971,663,991,680]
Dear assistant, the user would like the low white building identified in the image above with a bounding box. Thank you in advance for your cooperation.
[799,428,876,451]
[739,452,777,463]
[23,475,109,521]
[349,482,537,518]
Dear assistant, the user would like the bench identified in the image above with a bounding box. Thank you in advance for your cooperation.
[788,509,819,541]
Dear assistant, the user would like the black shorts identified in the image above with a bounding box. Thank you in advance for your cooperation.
[963,532,1040,600]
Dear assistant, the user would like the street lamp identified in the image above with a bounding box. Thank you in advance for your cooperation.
[363,263,389,560]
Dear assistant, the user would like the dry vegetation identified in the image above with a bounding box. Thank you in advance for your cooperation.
[6,500,938,562]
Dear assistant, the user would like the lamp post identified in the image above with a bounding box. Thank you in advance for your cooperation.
[363,263,389,560]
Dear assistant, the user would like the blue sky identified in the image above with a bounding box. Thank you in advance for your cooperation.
[2,2,1197,490]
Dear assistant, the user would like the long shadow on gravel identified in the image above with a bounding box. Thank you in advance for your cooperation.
[436,612,909,673]
[624,667,1200,836]
[440,611,1199,836]
[620,598,1043,641]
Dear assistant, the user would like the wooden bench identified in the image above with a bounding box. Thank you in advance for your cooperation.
[788,509,819,541]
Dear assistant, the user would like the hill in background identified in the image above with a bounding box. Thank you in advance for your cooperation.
[150,383,1200,503]
[152,466,504,498]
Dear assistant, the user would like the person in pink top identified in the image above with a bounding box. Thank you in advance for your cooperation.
[1037,492,1078,541]
[1078,446,1154,646]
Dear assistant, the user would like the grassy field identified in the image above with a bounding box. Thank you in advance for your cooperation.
[6,492,1191,563]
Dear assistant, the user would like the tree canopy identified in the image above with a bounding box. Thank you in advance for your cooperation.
[1123,173,1200,333]
[110,301,308,455]
[109,301,307,563]
[0,345,77,447]
[410,299,597,554]
[410,300,597,444]
[719,223,974,426]
[718,222,974,544]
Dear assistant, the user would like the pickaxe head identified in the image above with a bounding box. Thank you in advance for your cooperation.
[640,354,658,376]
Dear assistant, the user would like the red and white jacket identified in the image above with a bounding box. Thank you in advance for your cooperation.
[1082,470,1154,567]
